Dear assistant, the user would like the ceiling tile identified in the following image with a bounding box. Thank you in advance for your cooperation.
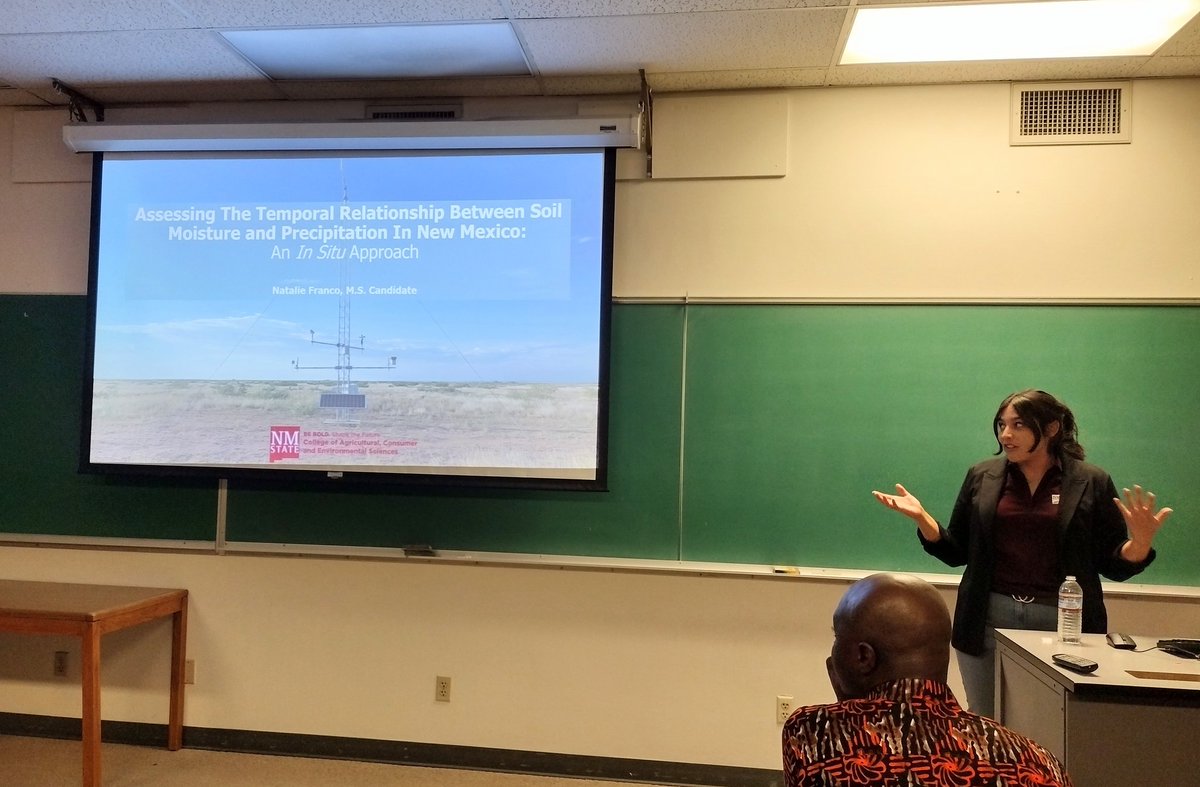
[1,0,1198,105]
[649,67,828,90]
[169,0,508,28]
[0,30,267,86]
[507,0,846,16]
[1137,55,1200,77]
[0,0,195,34]
[517,8,845,75]
[82,80,289,105]
[273,76,546,101]
[537,74,646,94]
[1157,13,1200,56]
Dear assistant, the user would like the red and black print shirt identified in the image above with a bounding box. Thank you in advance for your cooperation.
[782,678,1072,787]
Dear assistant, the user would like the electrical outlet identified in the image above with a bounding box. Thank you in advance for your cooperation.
[435,675,452,703]
[53,651,69,677]
[776,695,794,724]
[185,659,195,685]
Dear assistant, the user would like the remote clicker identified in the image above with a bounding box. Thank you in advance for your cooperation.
[1052,653,1099,674]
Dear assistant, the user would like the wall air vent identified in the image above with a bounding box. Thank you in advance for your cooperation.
[367,104,462,121]
[1011,82,1131,146]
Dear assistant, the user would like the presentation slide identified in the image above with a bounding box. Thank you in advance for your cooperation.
[83,148,613,485]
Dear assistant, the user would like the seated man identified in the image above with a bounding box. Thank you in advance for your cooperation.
[783,573,1071,786]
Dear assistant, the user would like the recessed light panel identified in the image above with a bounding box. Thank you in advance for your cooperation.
[222,22,530,80]
[841,0,1200,65]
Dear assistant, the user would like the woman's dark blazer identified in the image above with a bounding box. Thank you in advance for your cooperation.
[919,457,1154,655]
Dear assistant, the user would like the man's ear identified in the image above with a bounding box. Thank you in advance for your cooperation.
[1046,420,1061,438]
[854,642,878,674]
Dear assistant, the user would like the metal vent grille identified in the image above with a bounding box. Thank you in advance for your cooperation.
[367,104,462,121]
[1011,82,1131,145]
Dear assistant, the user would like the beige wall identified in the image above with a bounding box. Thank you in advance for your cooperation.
[2,79,1199,771]
[12,79,1200,300]
[614,80,1200,300]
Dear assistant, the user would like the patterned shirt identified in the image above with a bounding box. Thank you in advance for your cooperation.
[782,678,1072,787]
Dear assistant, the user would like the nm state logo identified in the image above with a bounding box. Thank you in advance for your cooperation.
[269,426,301,462]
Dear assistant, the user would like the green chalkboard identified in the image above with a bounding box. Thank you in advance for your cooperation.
[2,296,1196,588]
[0,295,217,541]
[224,303,685,556]
[681,304,1198,586]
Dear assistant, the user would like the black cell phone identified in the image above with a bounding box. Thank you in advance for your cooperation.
[1106,632,1136,649]
[1052,653,1098,673]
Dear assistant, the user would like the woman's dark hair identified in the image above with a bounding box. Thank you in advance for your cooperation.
[993,389,1085,461]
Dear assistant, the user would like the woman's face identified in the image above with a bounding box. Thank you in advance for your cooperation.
[996,404,1056,464]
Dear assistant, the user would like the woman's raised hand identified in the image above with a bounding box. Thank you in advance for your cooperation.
[1115,485,1172,563]
[872,483,927,521]
[872,484,942,542]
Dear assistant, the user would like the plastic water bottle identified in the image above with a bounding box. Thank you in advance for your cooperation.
[1057,575,1083,643]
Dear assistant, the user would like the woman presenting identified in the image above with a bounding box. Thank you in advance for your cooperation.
[872,389,1172,718]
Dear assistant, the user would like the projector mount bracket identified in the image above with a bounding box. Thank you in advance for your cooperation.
[52,78,105,123]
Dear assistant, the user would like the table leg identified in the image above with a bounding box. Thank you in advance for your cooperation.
[168,597,188,750]
[81,624,102,787]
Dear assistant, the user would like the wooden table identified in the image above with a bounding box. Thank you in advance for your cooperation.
[0,580,188,787]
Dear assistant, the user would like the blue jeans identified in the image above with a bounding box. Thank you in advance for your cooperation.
[955,592,1058,718]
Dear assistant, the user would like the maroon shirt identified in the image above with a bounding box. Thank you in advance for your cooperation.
[992,463,1062,598]
[783,678,1073,786]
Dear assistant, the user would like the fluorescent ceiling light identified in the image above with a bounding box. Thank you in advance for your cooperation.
[222,22,530,80]
[841,0,1200,65]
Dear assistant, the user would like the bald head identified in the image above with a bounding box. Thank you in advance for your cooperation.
[826,574,952,700]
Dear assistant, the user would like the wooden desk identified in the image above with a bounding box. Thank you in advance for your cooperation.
[0,580,188,787]
[995,628,1200,787]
